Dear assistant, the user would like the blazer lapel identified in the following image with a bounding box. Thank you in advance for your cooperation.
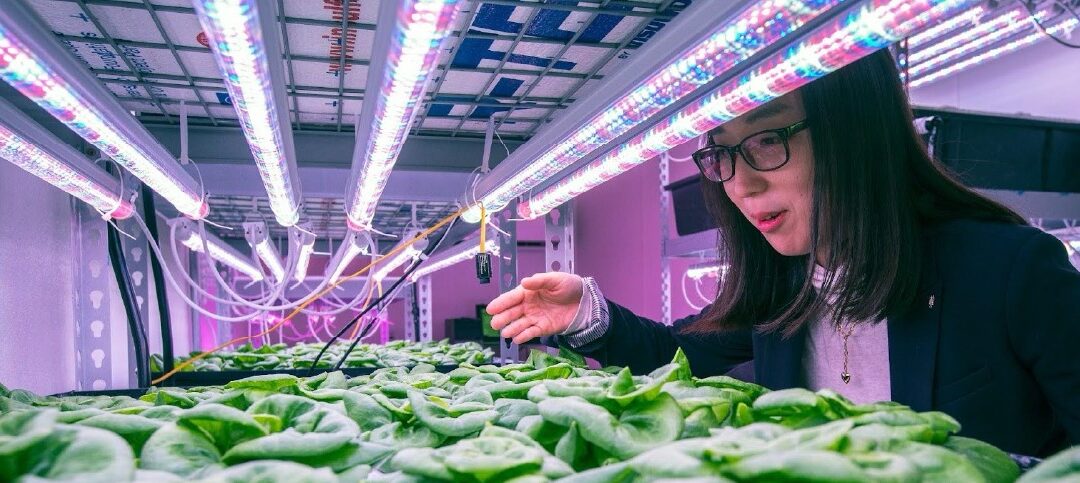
[753,327,807,390]
[887,235,944,412]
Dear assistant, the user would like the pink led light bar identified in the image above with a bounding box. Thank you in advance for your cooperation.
[463,0,846,223]
[346,0,462,230]
[0,5,208,219]
[519,0,977,220]
[0,123,133,219]
[907,6,984,47]
[908,9,1027,64]
[911,17,1079,87]
[908,8,1050,76]
[194,0,301,227]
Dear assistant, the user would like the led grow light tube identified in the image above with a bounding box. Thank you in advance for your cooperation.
[0,3,207,219]
[908,8,1028,64]
[290,223,316,284]
[243,221,285,282]
[409,238,499,282]
[906,6,983,47]
[345,0,462,230]
[908,8,1049,75]
[193,0,302,226]
[518,0,977,220]
[0,97,134,219]
[174,219,264,282]
[910,16,1078,87]
[687,261,728,281]
[460,0,846,223]
[325,229,375,285]
[372,235,429,282]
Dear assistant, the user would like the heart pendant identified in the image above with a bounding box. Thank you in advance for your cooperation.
[841,372,851,384]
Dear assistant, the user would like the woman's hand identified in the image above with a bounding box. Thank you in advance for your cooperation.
[486,272,584,344]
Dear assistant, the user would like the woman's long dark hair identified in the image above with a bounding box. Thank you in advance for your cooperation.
[689,49,1025,338]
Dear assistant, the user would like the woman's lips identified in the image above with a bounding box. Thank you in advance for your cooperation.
[755,210,787,233]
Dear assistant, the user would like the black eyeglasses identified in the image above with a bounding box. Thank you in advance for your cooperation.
[692,120,808,183]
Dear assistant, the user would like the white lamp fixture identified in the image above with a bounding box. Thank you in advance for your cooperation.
[324,229,375,285]
[516,0,981,220]
[371,233,429,282]
[289,222,316,284]
[0,3,208,219]
[0,97,134,219]
[174,219,264,282]
[192,0,303,227]
[243,221,285,282]
[907,6,985,47]
[687,261,728,281]
[410,238,498,282]
[344,0,463,230]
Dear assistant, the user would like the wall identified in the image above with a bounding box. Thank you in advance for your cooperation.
[573,138,714,323]
[0,161,77,395]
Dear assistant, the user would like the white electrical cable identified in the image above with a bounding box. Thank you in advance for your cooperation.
[680,271,707,311]
[129,214,266,322]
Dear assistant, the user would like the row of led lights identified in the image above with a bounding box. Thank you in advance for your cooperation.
[0,0,473,287]
[507,0,1074,222]
[6,0,1058,287]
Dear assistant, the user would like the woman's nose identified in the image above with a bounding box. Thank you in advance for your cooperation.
[724,153,767,199]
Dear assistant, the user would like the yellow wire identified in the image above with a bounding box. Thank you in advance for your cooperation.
[479,204,487,254]
[151,206,465,385]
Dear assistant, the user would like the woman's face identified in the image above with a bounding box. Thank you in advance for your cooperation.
[715,92,814,257]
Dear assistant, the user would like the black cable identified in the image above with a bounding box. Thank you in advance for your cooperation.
[140,186,175,381]
[305,217,457,375]
[1022,0,1080,48]
[107,223,152,388]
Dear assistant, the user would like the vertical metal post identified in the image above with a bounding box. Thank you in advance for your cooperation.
[188,249,200,350]
[544,202,575,274]
[659,155,673,325]
[417,276,433,342]
[404,283,417,342]
[71,202,113,391]
[497,202,520,362]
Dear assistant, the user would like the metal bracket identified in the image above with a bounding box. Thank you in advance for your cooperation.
[659,155,673,325]
[544,202,575,274]
[71,202,113,391]
[497,202,520,362]
[417,276,433,342]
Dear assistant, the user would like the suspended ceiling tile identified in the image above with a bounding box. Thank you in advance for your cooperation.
[289,59,361,89]
[508,106,550,119]
[150,85,202,102]
[154,10,209,49]
[176,50,224,79]
[282,0,381,25]
[55,40,127,71]
[207,105,238,119]
[298,112,342,125]
[296,96,345,115]
[560,44,612,74]
[149,0,196,7]
[500,121,537,133]
[117,46,188,77]
[162,101,211,118]
[85,4,166,44]
[28,0,104,37]
[285,23,375,61]
[421,118,461,130]
[458,120,490,132]
[521,76,577,99]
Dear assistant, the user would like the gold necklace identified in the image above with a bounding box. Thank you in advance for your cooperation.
[835,319,857,384]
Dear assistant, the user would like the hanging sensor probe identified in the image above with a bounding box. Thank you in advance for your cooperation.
[476,204,492,284]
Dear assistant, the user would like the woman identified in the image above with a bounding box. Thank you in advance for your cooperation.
[485,49,1080,457]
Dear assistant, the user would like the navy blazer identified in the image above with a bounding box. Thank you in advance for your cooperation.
[569,220,1080,457]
